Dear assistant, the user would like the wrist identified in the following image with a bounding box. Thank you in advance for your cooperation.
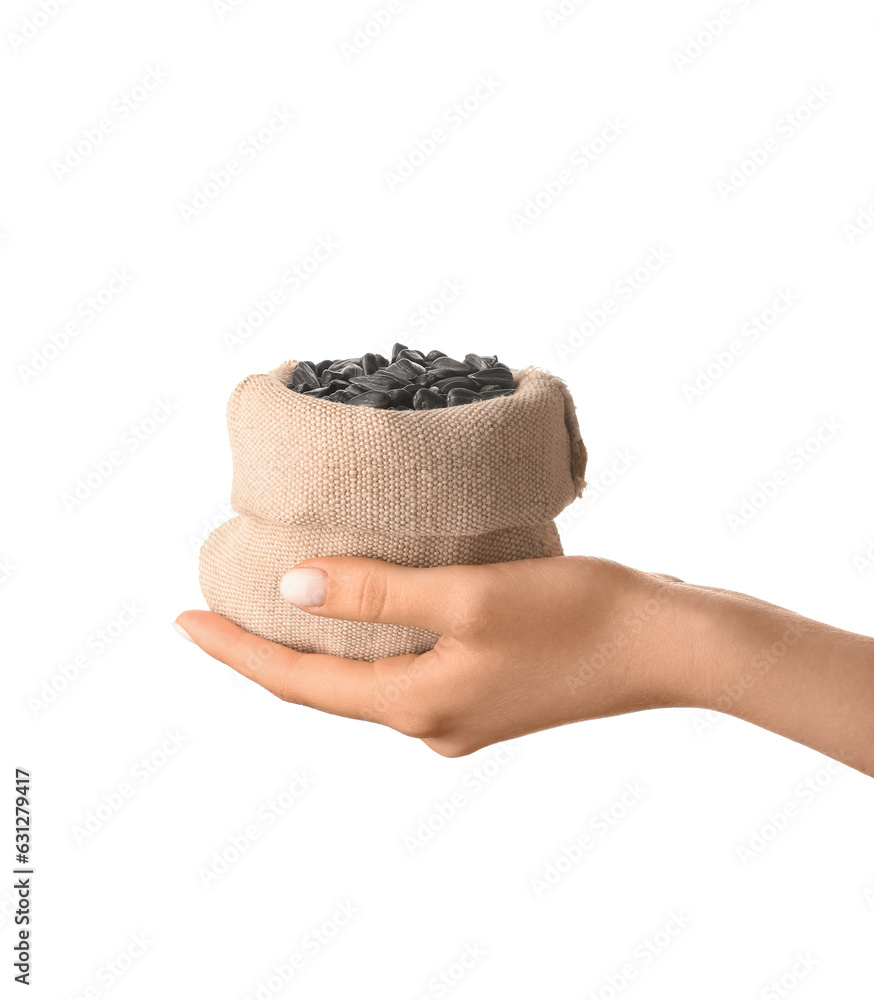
[680,583,874,776]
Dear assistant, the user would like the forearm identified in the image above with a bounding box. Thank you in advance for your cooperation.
[685,584,874,777]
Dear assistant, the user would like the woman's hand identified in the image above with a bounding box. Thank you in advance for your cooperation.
[175,555,874,775]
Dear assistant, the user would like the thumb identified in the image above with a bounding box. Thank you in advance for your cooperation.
[278,556,487,634]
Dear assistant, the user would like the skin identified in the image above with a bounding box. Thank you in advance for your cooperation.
[176,556,874,777]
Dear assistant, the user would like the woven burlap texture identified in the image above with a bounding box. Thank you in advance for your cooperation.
[199,360,587,660]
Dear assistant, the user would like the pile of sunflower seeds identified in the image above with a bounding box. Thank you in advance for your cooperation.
[286,343,515,410]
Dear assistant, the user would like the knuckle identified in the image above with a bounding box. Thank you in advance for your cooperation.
[354,566,389,622]
[449,575,497,635]
[423,735,479,758]
[372,654,453,739]
[390,703,444,740]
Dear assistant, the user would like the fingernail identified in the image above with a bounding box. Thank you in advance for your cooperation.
[280,568,327,607]
[173,622,194,643]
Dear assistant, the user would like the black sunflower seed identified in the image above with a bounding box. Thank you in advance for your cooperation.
[432,357,472,374]
[447,388,480,405]
[433,376,476,393]
[385,359,426,380]
[388,387,415,408]
[428,367,467,382]
[464,353,489,371]
[290,361,319,389]
[396,348,426,363]
[350,373,404,391]
[468,367,514,386]
[285,347,515,409]
[413,387,446,409]
[347,390,391,408]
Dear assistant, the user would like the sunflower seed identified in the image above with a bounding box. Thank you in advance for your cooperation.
[290,361,319,389]
[468,367,514,386]
[397,348,426,363]
[347,390,391,408]
[447,388,480,405]
[350,373,404,391]
[287,348,515,409]
[388,387,415,408]
[464,353,489,371]
[432,357,472,374]
[385,359,426,380]
[413,387,446,409]
[433,376,476,393]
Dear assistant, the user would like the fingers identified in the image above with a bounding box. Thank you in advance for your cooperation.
[175,609,395,722]
[278,556,491,633]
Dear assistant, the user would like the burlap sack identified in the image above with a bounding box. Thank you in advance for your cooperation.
[199,360,587,660]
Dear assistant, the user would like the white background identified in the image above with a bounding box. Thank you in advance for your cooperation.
[3,0,874,997]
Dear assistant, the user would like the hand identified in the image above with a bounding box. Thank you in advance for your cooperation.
[175,555,874,774]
